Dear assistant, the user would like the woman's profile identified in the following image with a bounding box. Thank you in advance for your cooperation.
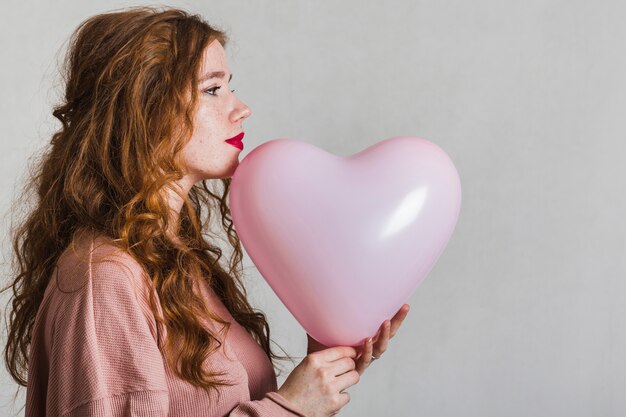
[2,6,409,417]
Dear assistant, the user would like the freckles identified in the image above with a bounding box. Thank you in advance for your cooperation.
[197,112,221,135]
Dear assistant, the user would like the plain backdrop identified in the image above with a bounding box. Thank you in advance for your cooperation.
[1,1,625,416]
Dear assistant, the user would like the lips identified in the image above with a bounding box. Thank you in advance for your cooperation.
[225,132,244,150]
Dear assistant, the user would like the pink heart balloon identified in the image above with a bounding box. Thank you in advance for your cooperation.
[229,136,461,347]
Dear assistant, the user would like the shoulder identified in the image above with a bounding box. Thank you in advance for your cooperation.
[50,230,162,342]
[47,230,163,344]
[54,229,147,294]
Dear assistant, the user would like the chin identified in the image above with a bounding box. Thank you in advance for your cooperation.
[213,162,239,179]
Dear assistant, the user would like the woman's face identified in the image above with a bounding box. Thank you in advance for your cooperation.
[180,39,251,182]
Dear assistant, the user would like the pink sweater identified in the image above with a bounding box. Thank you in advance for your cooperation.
[25,232,307,416]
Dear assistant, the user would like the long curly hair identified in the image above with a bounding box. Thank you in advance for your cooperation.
[2,5,291,393]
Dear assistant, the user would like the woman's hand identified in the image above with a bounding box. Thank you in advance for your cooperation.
[277,346,361,417]
[306,304,411,375]
[354,304,410,375]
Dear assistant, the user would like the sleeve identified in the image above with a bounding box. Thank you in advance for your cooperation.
[227,392,308,416]
[49,260,170,417]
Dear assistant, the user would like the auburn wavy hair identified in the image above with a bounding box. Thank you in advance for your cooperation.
[2,6,292,393]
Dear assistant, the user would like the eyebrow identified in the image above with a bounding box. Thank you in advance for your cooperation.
[199,71,233,83]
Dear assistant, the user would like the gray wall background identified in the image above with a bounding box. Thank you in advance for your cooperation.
[2,1,625,416]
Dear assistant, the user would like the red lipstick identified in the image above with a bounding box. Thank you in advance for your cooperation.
[225,132,244,150]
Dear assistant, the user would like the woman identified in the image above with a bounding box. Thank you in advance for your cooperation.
[2,6,409,417]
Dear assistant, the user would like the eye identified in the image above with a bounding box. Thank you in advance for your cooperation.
[204,86,220,96]
[203,86,237,96]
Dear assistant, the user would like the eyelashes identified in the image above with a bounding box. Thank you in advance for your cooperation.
[204,86,236,96]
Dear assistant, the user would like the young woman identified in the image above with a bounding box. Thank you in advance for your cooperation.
[2,6,409,417]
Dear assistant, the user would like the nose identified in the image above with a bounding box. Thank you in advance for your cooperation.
[232,99,252,123]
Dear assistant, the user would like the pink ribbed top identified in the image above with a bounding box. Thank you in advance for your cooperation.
[25,232,306,417]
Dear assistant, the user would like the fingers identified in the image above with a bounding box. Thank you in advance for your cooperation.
[338,391,351,409]
[334,369,360,393]
[355,337,373,375]
[330,356,356,377]
[389,304,410,337]
[369,304,411,359]
[308,304,410,375]
[334,384,354,413]
[315,346,357,361]
[373,320,391,356]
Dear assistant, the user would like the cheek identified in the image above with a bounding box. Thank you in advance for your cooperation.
[180,105,236,176]
[181,133,226,171]
[196,102,223,124]
[184,137,212,163]
[188,116,216,151]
